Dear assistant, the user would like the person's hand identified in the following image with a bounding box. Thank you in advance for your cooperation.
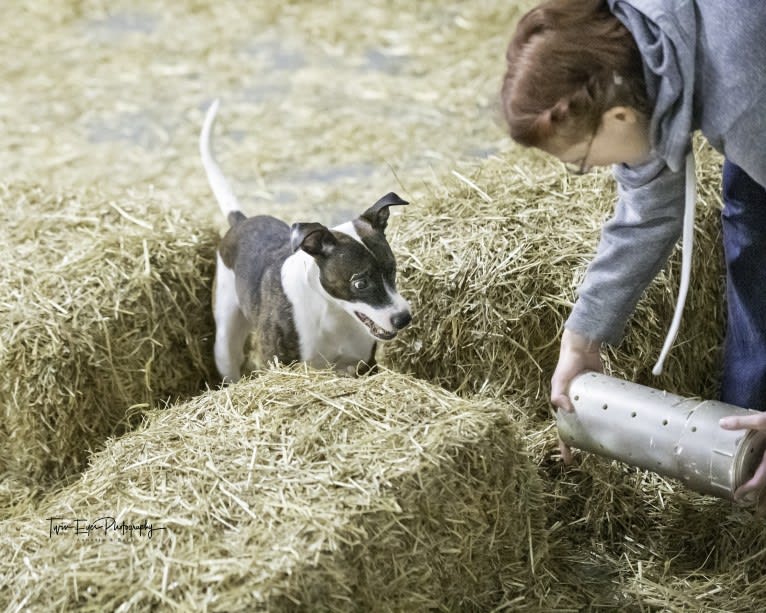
[551,329,604,463]
[551,328,604,411]
[720,412,766,511]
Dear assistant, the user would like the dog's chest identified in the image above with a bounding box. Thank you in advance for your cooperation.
[281,254,374,368]
[294,300,375,368]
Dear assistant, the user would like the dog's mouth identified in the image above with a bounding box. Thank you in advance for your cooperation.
[355,312,397,341]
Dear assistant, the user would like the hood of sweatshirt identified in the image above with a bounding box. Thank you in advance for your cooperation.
[607,1,700,375]
[607,0,697,172]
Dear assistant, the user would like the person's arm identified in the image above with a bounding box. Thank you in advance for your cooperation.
[551,329,603,412]
[551,159,686,417]
[566,159,686,344]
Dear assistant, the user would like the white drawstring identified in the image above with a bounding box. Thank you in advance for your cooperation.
[652,151,696,376]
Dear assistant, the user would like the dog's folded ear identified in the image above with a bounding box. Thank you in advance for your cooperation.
[291,222,338,257]
[361,192,409,232]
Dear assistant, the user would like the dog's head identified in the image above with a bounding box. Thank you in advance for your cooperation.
[290,192,411,341]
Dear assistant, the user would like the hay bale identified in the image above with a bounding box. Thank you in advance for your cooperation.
[0,367,547,612]
[530,447,766,610]
[381,140,725,404]
[376,144,766,610]
[0,183,217,509]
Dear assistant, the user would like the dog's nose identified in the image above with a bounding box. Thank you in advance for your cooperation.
[391,310,412,330]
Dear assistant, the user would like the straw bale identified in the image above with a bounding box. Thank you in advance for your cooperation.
[381,140,726,405]
[0,183,217,510]
[0,367,547,612]
[529,446,766,611]
[375,144,766,610]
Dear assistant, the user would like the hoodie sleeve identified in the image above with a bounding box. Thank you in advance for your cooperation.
[565,157,685,344]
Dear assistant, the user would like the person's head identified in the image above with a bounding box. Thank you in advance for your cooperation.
[501,0,651,172]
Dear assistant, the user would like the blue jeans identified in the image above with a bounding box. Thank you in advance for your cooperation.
[720,160,766,410]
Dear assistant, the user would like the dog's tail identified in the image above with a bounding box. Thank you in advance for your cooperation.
[200,99,245,226]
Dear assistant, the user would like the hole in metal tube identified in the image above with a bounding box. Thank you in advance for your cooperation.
[662,419,668,426]
[573,395,580,401]
[631,411,637,418]
[602,404,608,410]
[691,426,697,432]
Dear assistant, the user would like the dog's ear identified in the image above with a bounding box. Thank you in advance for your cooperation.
[360,192,409,232]
[291,222,337,257]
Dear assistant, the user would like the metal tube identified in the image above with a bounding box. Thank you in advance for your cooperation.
[556,371,766,500]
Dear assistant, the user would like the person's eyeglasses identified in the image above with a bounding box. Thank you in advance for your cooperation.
[563,130,596,175]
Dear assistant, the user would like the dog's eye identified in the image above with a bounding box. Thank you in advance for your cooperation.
[352,278,369,291]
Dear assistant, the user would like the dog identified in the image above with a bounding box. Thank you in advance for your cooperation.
[200,100,412,382]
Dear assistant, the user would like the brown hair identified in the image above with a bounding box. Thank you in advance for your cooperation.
[501,0,648,147]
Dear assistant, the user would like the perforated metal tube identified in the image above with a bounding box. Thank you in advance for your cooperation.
[556,372,766,499]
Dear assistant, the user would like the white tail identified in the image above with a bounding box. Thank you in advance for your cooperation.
[200,99,241,218]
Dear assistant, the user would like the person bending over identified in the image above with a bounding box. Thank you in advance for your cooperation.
[500,0,766,493]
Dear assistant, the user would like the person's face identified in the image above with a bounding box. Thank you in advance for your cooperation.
[542,106,652,173]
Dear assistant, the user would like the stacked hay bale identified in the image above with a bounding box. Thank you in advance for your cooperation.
[3,141,762,611]
[0,368,547,612]
[380,144,766,610]
[381,140,726,404]
[537,453,766,610]
[0,183,218,510]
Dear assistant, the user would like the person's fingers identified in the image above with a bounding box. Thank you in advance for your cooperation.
[756,494,766,518]
[734,449,766,503]
[720,413,766,431]
[550,366,576,412]
[558,436,574,465]
[551,389,574,412]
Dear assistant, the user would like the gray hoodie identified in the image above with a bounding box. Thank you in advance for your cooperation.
[566,0,766,345]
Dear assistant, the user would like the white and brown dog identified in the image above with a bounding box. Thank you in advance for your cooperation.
[200,100,411,382]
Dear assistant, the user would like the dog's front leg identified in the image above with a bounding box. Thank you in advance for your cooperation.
[335,347,377,377]
[213,254,250,382]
